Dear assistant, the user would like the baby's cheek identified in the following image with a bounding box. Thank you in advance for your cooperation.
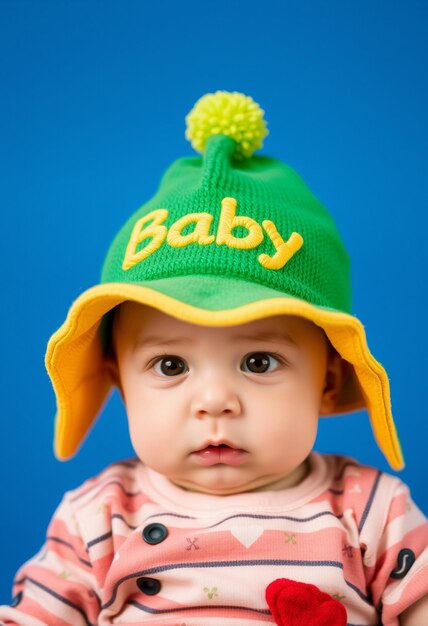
[132,427,181,473]
[128,417,155,458]
[265,408,318,450]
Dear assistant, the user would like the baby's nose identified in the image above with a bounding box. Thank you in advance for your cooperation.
[190,377,241,418]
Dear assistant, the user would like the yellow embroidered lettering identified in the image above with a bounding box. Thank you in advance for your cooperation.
[122,199,303,272]
[258,220,304,270]
[122,209,168,270]
[216,197,263,250]
[167,212,215,248]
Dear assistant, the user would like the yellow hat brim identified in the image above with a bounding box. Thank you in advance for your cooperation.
[46,282,404,469]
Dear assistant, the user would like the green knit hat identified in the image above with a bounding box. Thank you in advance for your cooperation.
[46,91,403,469]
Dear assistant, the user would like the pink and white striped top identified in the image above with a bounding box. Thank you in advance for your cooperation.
[1,453,427,626]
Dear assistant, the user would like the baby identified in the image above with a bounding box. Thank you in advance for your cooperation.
[1,91,426,626]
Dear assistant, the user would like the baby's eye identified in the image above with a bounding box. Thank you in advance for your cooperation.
[241,352,281,374]
[153,355,188,377]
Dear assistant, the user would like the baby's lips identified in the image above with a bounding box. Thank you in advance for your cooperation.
[195,439,242,452]
[265,578,347,626]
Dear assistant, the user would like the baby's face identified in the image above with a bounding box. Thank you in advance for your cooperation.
[113,302,336,495]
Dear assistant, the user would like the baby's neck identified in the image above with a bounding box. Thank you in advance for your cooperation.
[247,458,310,493]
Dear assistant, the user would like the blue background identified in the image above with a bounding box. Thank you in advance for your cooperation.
[1,0,427,602]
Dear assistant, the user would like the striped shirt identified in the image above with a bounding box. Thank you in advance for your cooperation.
[1,453,427,626]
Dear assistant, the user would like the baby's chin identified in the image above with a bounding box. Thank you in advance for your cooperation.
[168,465,308,495]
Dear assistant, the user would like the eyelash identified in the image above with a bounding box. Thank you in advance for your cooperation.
[148,352,286,377]
[241,352,283,374]
[150,355,188,377]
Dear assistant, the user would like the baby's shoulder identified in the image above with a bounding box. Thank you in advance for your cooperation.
[321,453,403,492]
[318,453,410,531]
[63,457,145,517]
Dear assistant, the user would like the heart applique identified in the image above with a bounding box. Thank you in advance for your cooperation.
[230,524,264,548]
[266,578,347,626]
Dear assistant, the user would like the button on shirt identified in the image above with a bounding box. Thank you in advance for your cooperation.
[142,522,168,545]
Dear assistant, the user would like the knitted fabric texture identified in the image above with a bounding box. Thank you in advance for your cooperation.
[101,134,351,314]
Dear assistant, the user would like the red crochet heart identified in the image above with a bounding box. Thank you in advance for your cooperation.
[266,578,347,626]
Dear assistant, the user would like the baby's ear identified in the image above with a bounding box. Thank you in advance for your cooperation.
[319,350,344,415]
[105,356,124,398]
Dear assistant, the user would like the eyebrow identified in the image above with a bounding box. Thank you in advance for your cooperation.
[231,331,298,346]
[133,331,298,351]
[133,336,189,352]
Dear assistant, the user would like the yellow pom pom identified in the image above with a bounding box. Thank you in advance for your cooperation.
[185,91,268,159]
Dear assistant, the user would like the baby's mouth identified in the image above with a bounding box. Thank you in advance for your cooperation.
[192,442,247,466]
